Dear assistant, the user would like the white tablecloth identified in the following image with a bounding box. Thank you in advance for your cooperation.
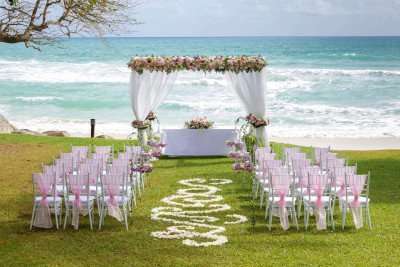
[163,128,238,156]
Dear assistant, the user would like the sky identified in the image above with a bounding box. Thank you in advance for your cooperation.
[131,0,400,37]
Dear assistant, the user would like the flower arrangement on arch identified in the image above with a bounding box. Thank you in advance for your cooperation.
[131,119,151,129]
[185,117,214,130]
[128,56,267,74]
[232,161,254,172]
[245,114,270,128]
[146,111,157,121]
[229,152,250,159]
[131,163,154,173]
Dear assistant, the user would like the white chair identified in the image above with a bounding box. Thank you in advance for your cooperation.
[63,174,95,230]
[30,172,62,230]
[94,144,114,164]
[255,159,283,199]
[260,166,290,211]
[341,173,371,230]
[79,164,102,215]
[71,144,89,161]
[303,173,334,230]
[124,145,141,155]
[107,165,137,208]
[266,173,298,230]
[91,153,108,170]
[295,166,320,218]
[282,146,302,165]
[60,151,80,166]
[99,173,130,230]
[118,152,133,159]
[112,158,131,166]
[331,165,357,210]
[53,157,75,173]
[313,146,330,165]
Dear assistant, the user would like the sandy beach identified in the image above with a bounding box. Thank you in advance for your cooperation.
[74,131,400,151]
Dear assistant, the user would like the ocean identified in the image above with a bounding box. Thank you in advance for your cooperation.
[0,37,399,138]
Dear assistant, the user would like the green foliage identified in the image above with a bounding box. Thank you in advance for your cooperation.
[0,134,399,265]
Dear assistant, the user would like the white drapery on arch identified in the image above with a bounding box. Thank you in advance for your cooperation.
[129,71,178,142]
[129,69,268,145]
[225,69,268,145]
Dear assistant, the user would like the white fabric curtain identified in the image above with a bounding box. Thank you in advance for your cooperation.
[225,69,268,145]
[129,70,178,143]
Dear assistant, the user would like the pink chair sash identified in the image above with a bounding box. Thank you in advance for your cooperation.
[262,159,283,170]
[293,159,311,178]
[79,165,99,184]
[299,167,320,189]
[327,158,345,172]
[309,174,329,230]
[102,174,124,221]
[118,152,133,159]
[72,146,89,160]
[67,174,88,230]
[54,158,74,173]
[346,174,367,229]
[112,159,131,166]
[85,158,103,167]
[95,146,111,154]
[314,147,330,164]
[91,153,109,168]
[320,153,338,168]
[33,173,55,228]
[108,165,129,175]
[334,166,357,196]
[271,174,291,230]
[43,165,64,182]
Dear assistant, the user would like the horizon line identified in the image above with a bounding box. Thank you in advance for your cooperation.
[68,35,400,38]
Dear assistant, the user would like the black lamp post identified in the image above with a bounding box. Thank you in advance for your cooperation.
[90,119,95,138]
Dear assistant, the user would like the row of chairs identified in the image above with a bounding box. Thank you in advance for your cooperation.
[254,146,371,231]
[30,144,145,231]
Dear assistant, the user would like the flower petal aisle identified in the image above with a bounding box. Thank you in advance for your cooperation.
[151,178,247,247]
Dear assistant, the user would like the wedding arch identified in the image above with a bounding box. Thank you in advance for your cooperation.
[128,56,269,146]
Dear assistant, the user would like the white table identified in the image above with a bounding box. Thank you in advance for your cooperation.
[163,128,238,156]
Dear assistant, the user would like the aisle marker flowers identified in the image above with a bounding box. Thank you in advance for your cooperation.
[128,56,267,74]
[131,163,154,173]
[232,161,255,172]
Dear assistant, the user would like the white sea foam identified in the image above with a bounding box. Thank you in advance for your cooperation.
[0,59,130,83]
[15,96,64,102]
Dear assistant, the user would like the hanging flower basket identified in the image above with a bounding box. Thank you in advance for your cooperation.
[149,148,163,157]
[146,111,157,121]
[232,161,254,172]
[149,140,167,148]
[226,140,245,150]
[185,117,214,130]
[131,163,154,173]
[245,114,269,128]
[229,152,250,159]
[131,120,151,129]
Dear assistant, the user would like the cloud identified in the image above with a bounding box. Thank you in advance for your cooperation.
[284,0,351,16]
[284,0,400,19]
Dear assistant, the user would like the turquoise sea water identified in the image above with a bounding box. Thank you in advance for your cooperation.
[0,37,399,137]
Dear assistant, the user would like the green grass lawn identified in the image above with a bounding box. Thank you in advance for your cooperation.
[0,134,399,266]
